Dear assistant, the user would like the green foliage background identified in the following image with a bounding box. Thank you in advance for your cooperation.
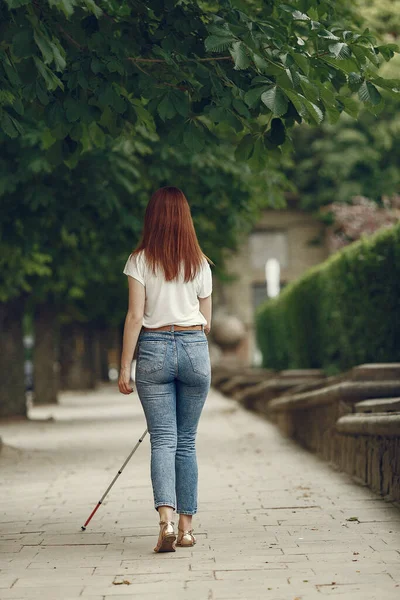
[256,223,400,373]
[0,0,399,328]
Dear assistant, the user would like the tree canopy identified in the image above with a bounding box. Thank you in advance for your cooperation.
[281,0,400,210]
[1,0,399,165]
[1,0,399,309]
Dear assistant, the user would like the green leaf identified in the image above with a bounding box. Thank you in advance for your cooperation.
[235,134,254,161]
[351,45,368,66]
[51,41,66,71]
[285,90,307,119]
[51,0,75,17]
[170,91,189,118]
[329,43,351,60]
[321,56,361,75]
[318,82,337,108]
[248,136,266,169]
[35,80,49,105]
[292,10,310,21]
[91,58,103,74]
[365,97,385,117]
[88,122,105,148]
[64,98,81,122]
[252,53,269,72]
[12,97,24,116]
[205,35,237,52]
[232,98,251,119]
[339,96,359,118]
[183,121,205,153]
[298,75,320,104]
[131,99,155,130]
[157,94,176,121]
[276,71,294,90]
[34,31,54,64]
[369,75,400,98]
[99,106,117,135]
[41,128,57,149]
[358,81,381,106]
[348,72,363,92]
[302,98,324,125]
[107,60,124,75]
[244,86,269,108]
[261,86,288,117]
[324,105,341,124]
[290,52,309,76]
[33,57,64,92]
[376,43,399,62]
[2,56,21,86]
[285,66,300,87]
[229,41,250,70]
[317,29,340,41]
[1,110,19,138]
[226,111,243,132]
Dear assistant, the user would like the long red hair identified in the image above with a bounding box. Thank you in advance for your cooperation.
[132,186,211,282]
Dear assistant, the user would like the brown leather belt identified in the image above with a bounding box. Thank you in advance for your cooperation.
[142,324,203,332]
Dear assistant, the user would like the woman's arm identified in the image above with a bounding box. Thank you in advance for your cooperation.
[119,277,145,394]
[199,294,212,335]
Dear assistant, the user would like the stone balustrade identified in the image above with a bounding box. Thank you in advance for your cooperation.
[212,362,400,502]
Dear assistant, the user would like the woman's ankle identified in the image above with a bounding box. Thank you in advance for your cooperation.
[178,514,193,530]
[157,505,174,522]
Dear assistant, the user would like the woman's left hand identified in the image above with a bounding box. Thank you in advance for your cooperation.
[118,366,134,395]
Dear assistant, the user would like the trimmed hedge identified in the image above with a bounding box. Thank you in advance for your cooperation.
[256,223,400,373]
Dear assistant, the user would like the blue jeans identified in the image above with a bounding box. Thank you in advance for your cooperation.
[135,328,211,515]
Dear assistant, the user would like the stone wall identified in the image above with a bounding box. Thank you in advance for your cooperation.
[212,363,400,502]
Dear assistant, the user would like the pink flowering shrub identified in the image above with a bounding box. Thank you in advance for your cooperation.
[322,195,400,252]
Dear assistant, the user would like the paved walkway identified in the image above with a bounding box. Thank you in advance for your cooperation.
[0,385,399,600]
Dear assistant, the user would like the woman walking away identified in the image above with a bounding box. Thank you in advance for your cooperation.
[118,186,212,553]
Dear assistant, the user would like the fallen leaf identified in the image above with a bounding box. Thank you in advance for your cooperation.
[113,580,131,585]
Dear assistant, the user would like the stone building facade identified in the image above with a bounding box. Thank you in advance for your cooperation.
[213,209,328,365]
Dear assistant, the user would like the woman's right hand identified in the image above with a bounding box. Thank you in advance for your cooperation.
[118,366,134,394]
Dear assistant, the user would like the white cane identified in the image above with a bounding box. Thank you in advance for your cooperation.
[81,427,148,530]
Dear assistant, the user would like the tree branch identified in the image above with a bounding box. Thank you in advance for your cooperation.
[130,59,189,91]
[57,25,85,51]
[128,56,233,63]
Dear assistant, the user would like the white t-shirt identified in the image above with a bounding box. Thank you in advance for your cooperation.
[123,250,212,328]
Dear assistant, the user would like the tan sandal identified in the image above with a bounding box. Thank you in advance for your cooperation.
[153,520,176,553]
[176,527,196,547]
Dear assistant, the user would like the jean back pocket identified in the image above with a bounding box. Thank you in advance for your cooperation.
[137,340,168,374]
[181,340,210,377]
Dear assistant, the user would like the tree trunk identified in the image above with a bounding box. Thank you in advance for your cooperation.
[92,327,102,383]
[107,325,122,380]
[33,302,59,405]
[0,297,27,419]
[99,326,110,382]
[59,322,97,391]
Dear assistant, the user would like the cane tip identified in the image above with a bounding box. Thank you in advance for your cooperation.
[81,526,86,531]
